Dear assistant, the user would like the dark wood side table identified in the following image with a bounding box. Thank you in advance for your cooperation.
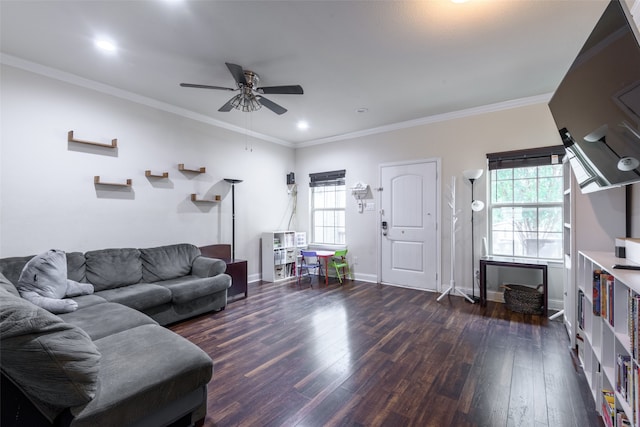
[199,244,248,301]
[479,256,548,316]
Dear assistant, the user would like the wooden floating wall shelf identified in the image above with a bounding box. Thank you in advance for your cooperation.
[191,194,220,203]
[178,164,206,173]
[94,176,132,187]
[145,170,169,178]
[68,131,117,148]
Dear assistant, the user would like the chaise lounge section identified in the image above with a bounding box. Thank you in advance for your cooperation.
[0,243,231,426]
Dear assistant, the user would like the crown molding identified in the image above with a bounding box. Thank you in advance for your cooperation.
[0,53,293,148]
[296,93,552,148]
[2,52,553,149]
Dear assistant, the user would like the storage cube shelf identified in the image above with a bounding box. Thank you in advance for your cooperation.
[261,231,298,282]
[577,251,640,426]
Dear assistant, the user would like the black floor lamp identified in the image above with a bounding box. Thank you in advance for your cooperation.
[463,169,484,303]
[224,178,243,259]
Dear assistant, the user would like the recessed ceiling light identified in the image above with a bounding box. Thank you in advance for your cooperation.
[356,107,369,113]
[94,38,117,53]
[297,120,309,130]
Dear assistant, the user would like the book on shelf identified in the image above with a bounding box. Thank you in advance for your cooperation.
[594,270,614,325]
[594,269,602,316]
[617,410,631,426]
[578,289,585,330]
[616,354,632,401]
[602,389,615,427]
[631,290,636,360]
[601,271,608,320]
[603,272,614,327]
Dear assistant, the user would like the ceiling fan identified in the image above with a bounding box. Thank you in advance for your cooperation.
[180,62,303,115]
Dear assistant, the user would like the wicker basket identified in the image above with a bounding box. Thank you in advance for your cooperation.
[502,284,544,315]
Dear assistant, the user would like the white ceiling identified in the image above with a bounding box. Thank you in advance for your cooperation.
[0,0,615,146]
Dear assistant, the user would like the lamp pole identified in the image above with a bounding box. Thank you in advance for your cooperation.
[224,178,243,259]
[469,178,479,303]
[462,169,484,304]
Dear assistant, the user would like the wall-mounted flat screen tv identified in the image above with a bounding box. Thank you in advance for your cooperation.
[549,0,640,193]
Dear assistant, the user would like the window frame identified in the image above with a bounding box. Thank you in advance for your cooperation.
[486,146,565,261]
[309,170,346,246]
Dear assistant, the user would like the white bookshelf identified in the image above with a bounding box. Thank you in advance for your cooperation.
[261,231,298,282]
[577,250,640,426]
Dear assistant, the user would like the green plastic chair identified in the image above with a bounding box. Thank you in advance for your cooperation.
[331,249,350,284]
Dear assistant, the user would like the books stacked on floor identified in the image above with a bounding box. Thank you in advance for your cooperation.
[593,269,614,326]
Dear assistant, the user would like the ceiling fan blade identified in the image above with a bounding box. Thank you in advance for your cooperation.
[180,83,235,91]
[256,96,287,115]
[257,85,304,95]
[226,62,247,86]
[218,98,235,112]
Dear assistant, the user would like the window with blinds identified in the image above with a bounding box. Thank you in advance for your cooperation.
[487,146,565,259]
[309,170,346,245]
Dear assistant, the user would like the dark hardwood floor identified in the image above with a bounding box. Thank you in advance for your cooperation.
[170,278,604,427]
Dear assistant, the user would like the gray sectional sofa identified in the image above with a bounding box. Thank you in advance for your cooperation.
[0,243,232,427]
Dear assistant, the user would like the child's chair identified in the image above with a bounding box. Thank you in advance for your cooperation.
[330,249,350,284]
[298,250,323,287]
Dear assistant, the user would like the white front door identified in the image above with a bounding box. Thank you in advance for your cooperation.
[379,160,439,291]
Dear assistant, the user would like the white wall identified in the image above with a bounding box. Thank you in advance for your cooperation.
[295,103,567,303]
[2,63,610,306]
[0,65,296,281]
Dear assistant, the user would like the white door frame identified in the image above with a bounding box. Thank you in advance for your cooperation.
[377,158,441,291]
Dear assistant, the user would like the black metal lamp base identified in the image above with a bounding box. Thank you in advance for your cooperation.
[465,294,481,304]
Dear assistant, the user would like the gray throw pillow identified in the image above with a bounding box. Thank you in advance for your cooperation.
[17,250,94,314]
[0,289,101,421]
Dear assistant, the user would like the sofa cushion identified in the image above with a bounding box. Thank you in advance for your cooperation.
[0,289,101,421]
[95,283,172,311]
[140,243,201,282]
[85,248,142,290]
[67,251,86,282]
[0,255,33,286]
[72,294,108,309]
[70,324,212,427]
[0,271,20,297]
[156,274,231,304]
[59,302,158,340]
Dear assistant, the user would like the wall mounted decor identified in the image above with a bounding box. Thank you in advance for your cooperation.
[178,164,205,173]
[94,176,132,187]
[68,130,117,148]
[190,194,220,203]
[145,170,169,178]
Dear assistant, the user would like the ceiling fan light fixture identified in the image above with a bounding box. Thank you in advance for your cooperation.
[230,93,262,112]
[182,62,302,115]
